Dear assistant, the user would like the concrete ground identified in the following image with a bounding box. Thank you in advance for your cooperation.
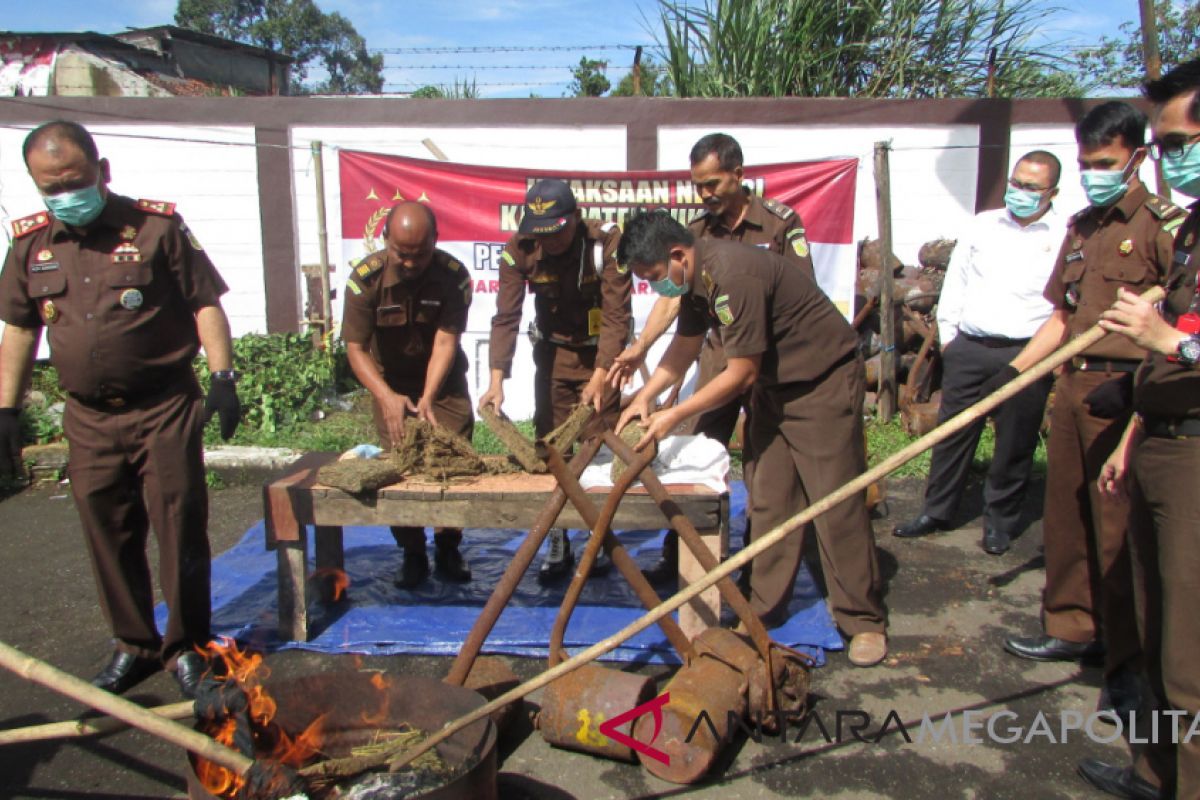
[0,473,1133,799]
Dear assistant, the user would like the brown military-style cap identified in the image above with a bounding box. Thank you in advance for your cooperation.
[519,178,577,235]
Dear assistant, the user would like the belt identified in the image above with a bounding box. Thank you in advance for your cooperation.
[1142,415,1200,438]
[961,333,1031,349]
[69,371,197,411]
[1069,357,1141,373]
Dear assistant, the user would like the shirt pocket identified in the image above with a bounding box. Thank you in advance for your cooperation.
[1060,259,1086,286]
[414,298,442,324]
[376,303,408,327]
[27,269,67,299]
[1100,254,1151,286]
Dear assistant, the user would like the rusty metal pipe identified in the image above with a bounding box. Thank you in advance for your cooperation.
[544,439,658,667]
[538,442,694,663]
[602,434,774,657]
[444,437,603,686]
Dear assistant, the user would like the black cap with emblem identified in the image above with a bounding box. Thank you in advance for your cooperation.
[519,179,577,235]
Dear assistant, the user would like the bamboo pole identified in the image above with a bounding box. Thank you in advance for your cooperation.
[0,700,193,746]
[387,284,1164,773]
[0,641,253,776]
[311,141,333,347]
[874,141,897,421]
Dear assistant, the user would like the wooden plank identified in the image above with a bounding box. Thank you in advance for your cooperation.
[276,541,308,642]
[263,451,338,545]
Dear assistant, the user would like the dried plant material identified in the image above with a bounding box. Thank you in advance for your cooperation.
[478,406,543,473]
[480,454,522,474]
[318,459,406,494]
[611,423,649,484]
[543,403,595,456]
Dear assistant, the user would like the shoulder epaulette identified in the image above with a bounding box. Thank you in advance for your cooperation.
[761,197,795,221]
[10,212,50,239]
[352,254,386,282]
[135,198,176,217]
[1145,195,1186,221]
[1068,207,1091,227]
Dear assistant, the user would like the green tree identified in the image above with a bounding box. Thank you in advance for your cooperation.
[568,57,612,96]
[175,0,384,94]
[611,56,672,96]
[410,78,479,99]
[1074,0,1200,90]
[656,0,1085,98]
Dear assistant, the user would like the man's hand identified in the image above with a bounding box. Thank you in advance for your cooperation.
[478,382,504,416]
[616,391,654,436]
[580,369,609,412]
[636,408,680,450]
[979,364,1020,398]
[606,341,646,390]
[415,395,438,426]
[1097,448,1131,500]
[0,408,23,478]
[1099,287,1180,355]
[1084,374,1133,419]
[204,376,241,440]
[380,391,418,445]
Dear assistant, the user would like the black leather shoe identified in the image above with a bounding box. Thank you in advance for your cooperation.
[394,551,431,589]
[982,526,1010,555]
[434,546,471,583]
[173,651,208,700]
[1077,758,1161,800]
[892,514,947,539]
[588,543,612,576]
[1003,634,1105,663]
[1097,665,1143,724]
[538,530,574,584]
[90,651,160,695]
[642,533,678,585]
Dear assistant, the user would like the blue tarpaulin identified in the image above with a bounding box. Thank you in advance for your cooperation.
[157,482,842,666]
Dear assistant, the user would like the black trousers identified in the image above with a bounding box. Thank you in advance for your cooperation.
[922,334,1052,534]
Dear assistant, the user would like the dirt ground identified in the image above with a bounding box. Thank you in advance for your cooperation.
[0,473,1132,799]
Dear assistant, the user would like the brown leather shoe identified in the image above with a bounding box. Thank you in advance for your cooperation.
[848,632,888,667]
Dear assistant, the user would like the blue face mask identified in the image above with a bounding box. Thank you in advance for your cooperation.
[1004,185,1044,219]
[1080,153,1137,207]
[649,264,688,298]
[42,182,107,227]
[1161,144,1200,198]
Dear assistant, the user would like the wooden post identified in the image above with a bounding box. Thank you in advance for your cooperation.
[632,46,643,95]
[874,141,897,421]
[1139,0,1170,199]
[311,141,333,348]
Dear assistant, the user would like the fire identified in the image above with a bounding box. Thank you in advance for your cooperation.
[194,638,329,798]
[360,673,393,726]
[309,567,350,601]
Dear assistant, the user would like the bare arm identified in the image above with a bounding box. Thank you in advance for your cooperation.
[195,304,234,372]
[607,296,681,388]
[0,325,40,407]
[1010,308,1069,372]
[347,341,415,445]
[615,333,703,435]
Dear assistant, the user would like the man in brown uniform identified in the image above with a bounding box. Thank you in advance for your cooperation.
[0,121,239,698]
[479,179,632,580]
[615,210,887,667]
[1080,58,1200,800]
[341,202,474,589]
[996,103,1184,717]
[608,133,813,584]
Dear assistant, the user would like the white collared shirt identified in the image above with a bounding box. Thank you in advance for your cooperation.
[937,205,1065,345]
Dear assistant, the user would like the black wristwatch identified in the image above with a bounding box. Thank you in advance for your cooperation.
[211,369,241,383]
[1176,335,1200,368]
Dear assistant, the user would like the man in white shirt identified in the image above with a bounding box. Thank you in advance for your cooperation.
[893,150,1064,554]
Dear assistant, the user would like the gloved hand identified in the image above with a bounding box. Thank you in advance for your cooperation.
[1084,373,1133,419]
[204,376,241,440]
[979,364,1020,398]
[0,408,22,478]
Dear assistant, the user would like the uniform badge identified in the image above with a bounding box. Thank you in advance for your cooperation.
[701,270,714,294]
[786,228,809,258]
[112,242,141,264]
[1065,285,1080,308]
[41,299,59,324]
[1072,238,1083,250]
[35,249,53,263]
[180,223,203,251]
[119,288,143,310]
[346,279,362,296]
[715,294,734,325]
[120,225,137,241]
[1118,239,1133,256]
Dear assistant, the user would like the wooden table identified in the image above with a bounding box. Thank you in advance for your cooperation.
[263,452,730,643]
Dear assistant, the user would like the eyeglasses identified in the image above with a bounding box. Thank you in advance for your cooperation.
[1148,131,1200,161]
[1007,178,1050,193]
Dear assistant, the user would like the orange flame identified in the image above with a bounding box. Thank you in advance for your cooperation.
[193,638,331,798]
[361,672,393,726]
[310,567,350,601]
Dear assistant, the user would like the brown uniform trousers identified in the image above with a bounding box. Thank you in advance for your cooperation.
[373,389,474,551]
[532,341,619,437]
[1128,435,1200,798]
[1039,185,1181,677]
[64,381,211,663]
[747,356,885,632]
